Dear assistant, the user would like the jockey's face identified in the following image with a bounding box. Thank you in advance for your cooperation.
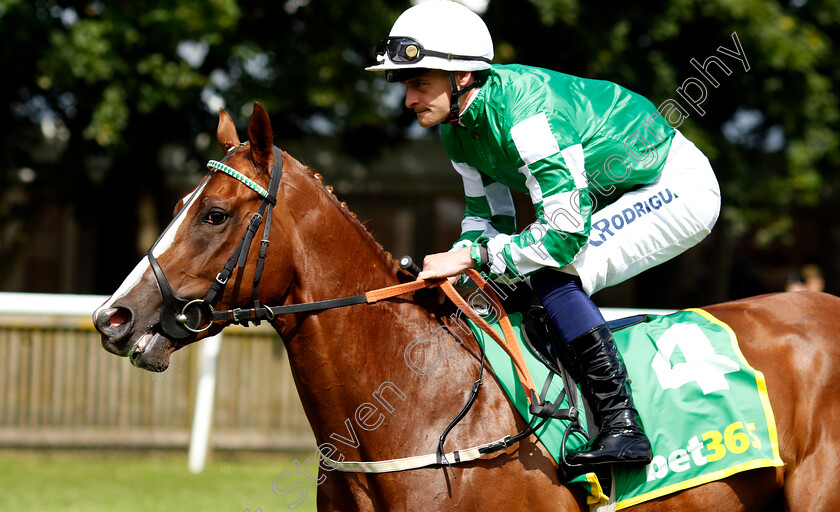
[403,70,473,127]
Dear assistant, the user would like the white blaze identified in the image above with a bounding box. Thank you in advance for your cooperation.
[99,180,209,310]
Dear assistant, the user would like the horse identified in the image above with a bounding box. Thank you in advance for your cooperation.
[93,102,840,511]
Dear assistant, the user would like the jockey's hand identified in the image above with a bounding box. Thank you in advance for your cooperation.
[418,247,473,287]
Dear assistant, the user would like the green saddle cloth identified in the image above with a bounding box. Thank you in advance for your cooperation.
[463,308,784,509]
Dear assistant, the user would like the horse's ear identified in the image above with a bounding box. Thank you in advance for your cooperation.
[247,102,274,169]
[217,108,240,151]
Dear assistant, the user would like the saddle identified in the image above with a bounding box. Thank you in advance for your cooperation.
[472,280,648,488]
[468,279,645,379]
[523,307,647,373]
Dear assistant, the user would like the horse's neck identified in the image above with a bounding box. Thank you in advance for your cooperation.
[281,165,402,305]
[272,165,453,453]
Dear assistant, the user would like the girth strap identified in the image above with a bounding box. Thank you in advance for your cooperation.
[319,356,578,475]
[319,436,518,474]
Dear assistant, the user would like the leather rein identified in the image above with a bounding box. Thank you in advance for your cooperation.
[145,142,536,398]
[144,143,560,474]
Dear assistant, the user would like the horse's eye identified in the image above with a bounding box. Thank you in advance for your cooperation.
[203,210,229,225]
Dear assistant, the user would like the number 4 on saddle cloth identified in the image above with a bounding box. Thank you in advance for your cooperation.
[460,300,784,509]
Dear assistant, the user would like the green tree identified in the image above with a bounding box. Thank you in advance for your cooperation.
[485,0,839,300]
[487,0,839,244]
[2,0,838,299]
[0,0,407,293]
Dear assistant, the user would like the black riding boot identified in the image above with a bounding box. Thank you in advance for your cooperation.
[561,325,652,468]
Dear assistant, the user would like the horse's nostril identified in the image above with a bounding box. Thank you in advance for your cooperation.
[94,306,132,334]
[110,308,131,328]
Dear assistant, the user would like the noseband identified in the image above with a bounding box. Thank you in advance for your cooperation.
[146,142,283,340]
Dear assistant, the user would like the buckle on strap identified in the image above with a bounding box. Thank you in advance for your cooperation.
[226,303,276,327]
[477,435,513,455]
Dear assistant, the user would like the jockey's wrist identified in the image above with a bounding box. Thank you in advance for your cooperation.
[470,241,490,274]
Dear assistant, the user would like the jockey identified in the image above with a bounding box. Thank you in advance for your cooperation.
[366,1,720,471]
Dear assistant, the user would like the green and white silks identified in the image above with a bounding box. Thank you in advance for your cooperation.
[444,65,719,295]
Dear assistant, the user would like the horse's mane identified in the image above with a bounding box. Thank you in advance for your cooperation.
[283,151,409,280]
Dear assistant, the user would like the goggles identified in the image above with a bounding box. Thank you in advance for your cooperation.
[375,36,491,65]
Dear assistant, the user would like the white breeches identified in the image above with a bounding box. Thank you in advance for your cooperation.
[565,130,721,296]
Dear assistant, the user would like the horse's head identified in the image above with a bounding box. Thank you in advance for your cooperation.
[93,103,292,371]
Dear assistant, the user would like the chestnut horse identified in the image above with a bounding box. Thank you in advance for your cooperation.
[94,103,840,511]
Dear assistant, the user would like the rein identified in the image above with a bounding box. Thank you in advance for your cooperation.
[148,143,565,475]
[207,269,538,400]
[212,267,566,476]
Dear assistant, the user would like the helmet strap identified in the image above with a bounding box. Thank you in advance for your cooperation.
[447,71,479,125]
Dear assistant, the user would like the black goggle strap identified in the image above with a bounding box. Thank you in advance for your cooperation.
[377,37,491,65]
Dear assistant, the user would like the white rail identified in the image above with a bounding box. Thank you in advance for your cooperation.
[0,292,108,317]
[0,292,673,473]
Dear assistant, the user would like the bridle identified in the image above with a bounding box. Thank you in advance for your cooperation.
[141,145,582,476]
[144,142,434,338]
[146,142,283,341]
[143,142,537,400]
[145,140,410,339]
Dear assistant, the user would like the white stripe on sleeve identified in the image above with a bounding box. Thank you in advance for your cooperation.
[510,113,560,166]
[484,182,515,217]
[451,161,485,197]
[560,144,588,189]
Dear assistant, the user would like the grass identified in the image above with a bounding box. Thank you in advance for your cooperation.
[0,449,320,512]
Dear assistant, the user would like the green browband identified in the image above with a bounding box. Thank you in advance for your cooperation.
[206,160,269,198]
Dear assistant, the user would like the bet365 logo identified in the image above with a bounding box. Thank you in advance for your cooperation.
[647,421,762,482]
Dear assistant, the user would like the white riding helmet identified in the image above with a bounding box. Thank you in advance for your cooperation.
[366,1,494,82]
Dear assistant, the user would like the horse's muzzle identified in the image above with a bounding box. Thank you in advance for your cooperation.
[94,305,134,355]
